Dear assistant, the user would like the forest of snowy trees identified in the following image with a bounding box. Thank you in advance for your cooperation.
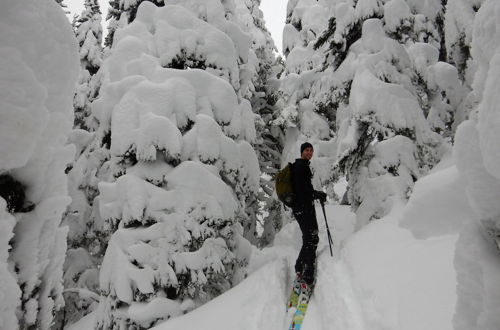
[1,0,500,329]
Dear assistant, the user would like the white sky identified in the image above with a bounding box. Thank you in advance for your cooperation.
[260,0,288,53]
[64,0,287,53]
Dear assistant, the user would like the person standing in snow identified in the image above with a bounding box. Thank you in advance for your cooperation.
[291,142,327,285]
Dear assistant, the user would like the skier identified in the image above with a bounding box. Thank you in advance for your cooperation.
[291,142,326,286]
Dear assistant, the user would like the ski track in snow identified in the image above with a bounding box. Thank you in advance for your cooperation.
[307,254,364,330]
[152,204,375,330]
[300,205,382,330]
[68,196,479,330]
[70,205,400,330]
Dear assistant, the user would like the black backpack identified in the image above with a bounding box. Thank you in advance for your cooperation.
[275,162,294,207]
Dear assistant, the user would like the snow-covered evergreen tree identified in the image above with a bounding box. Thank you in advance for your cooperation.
[380,0,465,139]
[444,0,483,80]
[53,2,105,328]
[57,127,114,329]
[252,51,285,246]
[105,0,164,46]
[449,1,500,328]
[86,1,263,328]
[312,0,456,139]
[307,0,465,227]
[228,0,285,245]
[276,0,337,202]
[454,0,500,253]
[75,0,103,76]
[0,0,78,328]
[240,2,287,246]
[104,0,121,46]
[443,0,485,126]
[74,0,103,131]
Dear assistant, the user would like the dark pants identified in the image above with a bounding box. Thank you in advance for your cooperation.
[293,207,319,284]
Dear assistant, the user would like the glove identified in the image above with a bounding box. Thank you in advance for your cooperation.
[314,191,327,203]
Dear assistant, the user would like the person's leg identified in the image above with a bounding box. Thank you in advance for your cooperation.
[293,209,319,284]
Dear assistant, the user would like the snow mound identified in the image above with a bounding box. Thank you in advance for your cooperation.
[152,260,288,330]
[0,0,78,328]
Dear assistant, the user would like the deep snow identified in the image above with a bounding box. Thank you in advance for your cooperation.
[0,0,78,328]
[154,160,499,330]
[69,154,500,329]
[4,0,500,329]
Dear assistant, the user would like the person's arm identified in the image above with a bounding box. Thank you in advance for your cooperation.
[313,190,327,203]
[295,165,327,203]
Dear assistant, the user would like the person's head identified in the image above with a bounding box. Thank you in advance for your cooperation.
[300,142,314,160]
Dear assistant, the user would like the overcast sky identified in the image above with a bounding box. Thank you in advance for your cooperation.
[65,0,287,53]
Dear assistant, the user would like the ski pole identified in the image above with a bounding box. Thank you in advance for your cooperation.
[321,201,334,257]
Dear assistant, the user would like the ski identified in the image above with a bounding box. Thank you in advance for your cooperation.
[286,275,302,311]
[288,281,314,330]
[285,274,302,328]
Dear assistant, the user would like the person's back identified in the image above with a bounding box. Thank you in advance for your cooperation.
[291,158,315,212]
[290,142,326,285]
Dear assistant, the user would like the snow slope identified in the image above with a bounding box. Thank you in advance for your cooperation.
[150,157,498,330]
[150,204,355,330]
[69,154,500,330]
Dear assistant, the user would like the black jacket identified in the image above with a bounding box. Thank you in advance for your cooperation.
[291,158,316,211]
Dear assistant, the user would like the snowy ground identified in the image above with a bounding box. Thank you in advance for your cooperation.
[69,158,500,330]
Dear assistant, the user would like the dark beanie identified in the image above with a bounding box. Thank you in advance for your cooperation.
[300,142,313,154]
